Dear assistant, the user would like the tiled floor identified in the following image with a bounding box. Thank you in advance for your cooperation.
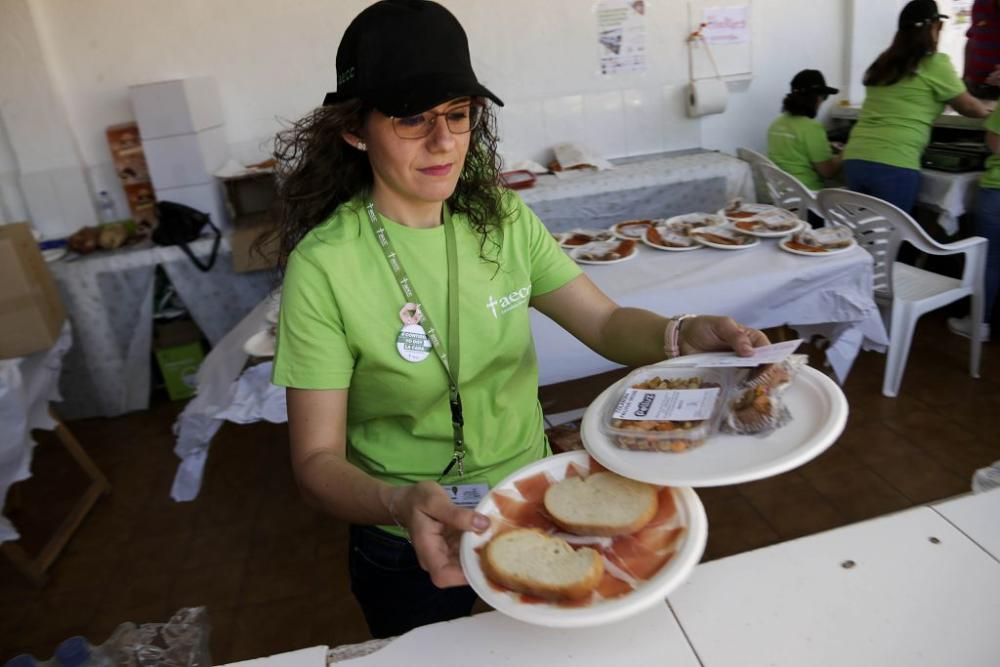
[1,310,998,663]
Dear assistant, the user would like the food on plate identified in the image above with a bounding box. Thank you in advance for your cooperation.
[560,230,615,247]
[481,529,604,601]
[543,472,659,537]
[478,458,686,607]
[723,356,805,436]
[608,375,722,452]
[783,227,854,253]
[690,228,755,246]
[576,239,637,262]
[645,225,692,248]
[733,218,799,233]
[612,219,655,239]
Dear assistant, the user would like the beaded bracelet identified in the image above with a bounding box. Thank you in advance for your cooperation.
[664,314,698,359]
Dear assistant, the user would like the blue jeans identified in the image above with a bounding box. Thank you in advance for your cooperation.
[843,159,922,214]
[977,187,1000,323]
[348,525,477,638]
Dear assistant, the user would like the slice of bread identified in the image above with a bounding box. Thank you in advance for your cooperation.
[544,471,658,536]
[481,529,604,601]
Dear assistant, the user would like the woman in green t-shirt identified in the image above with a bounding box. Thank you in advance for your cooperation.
[766,69,842,195]
[269,0,768,639]
[843,0,989,213]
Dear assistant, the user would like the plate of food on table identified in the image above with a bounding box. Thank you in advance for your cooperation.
[460,450,707,628]
[570,239,639,264]
[579,342,848,487]
[779,227,856,256]
[642,213,724,251]
[688,225,759,250]
[558,229,616,248]
[718,202,804,237]
[611,219,656,240]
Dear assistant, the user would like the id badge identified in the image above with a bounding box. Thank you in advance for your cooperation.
[441,481,490,509]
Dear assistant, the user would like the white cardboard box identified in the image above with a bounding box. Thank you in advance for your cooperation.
[129,76,224,139]
[154,181,229,231]
[143,125,229,190]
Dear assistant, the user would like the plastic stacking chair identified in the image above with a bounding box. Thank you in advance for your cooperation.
[817,189,987,397]
[758,162,824,224]
[736,147,776,205]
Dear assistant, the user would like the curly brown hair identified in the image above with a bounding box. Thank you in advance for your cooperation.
[267,98,507,273]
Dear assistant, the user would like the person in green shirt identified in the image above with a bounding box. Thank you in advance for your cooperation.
[767,69,841,194]
[948,105,1000,341]
[843,0,989,213]
[269,0,768,639]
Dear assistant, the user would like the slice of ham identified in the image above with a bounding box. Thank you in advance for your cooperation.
[491,491,556,532]
[513,471,553,504]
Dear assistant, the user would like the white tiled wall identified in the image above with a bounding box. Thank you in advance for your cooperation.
[499,86,702,166]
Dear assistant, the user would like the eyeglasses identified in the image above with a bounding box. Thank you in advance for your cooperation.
[390,103,484,139]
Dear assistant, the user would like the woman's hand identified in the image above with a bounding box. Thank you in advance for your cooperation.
[678,315,769,357]
[390,482,491,588]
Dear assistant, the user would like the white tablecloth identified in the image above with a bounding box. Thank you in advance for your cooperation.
[49,237,272,419]
[170,241,888,501]
[521,150,755,231]
[0,323,72,543]
[918,169,982,236]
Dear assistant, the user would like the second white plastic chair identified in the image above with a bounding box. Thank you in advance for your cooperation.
[736,147,775,205]
[817,189,987,397]
[758,162,823,224]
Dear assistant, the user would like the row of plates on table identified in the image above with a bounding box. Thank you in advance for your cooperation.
[557,207,857,264]
[460,354,849,629]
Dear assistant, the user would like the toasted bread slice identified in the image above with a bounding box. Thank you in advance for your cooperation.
[544,471,658,536]
[481,528,603,601]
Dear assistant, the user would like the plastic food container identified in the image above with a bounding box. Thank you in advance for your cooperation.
[501,170,537,190]
[601,367,732,453]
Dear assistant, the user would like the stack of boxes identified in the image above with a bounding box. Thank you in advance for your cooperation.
[105,123,156,232]
[128,77,229,229]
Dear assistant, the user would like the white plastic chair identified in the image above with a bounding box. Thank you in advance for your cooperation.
[817,189,987,397]
[736,147,775,205]
[758,162,824,224]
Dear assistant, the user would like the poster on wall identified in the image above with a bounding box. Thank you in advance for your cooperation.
[596,0,647,75]
[701,5,749,45]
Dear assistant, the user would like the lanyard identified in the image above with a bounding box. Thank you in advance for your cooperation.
[364,200,466,478]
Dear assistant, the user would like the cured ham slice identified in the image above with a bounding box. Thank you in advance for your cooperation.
[513,472,553,503]
[645,487,678,528]
[491,492,555,532]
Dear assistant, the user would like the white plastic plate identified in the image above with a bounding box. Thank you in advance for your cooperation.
[778,237,857,257]
[460,451,706,628]
[689,226,760,250]
[570,242,639,265]
[581,360,848,487]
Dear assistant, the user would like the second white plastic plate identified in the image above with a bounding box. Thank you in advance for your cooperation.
[581,361,848,487]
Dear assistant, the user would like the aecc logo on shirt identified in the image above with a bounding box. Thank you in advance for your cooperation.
[486,285,531,318]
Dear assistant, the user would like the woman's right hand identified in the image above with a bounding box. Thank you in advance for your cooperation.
[388,482,491,588]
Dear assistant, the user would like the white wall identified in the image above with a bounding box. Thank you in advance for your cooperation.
[3,0,850,233]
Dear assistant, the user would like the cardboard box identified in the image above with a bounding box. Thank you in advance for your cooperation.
[129,77,224,140]
[124,182,157,233]
[154,181,229,231]
[230,214,280,272]
[154,319,205,401]
[220,171,277,221]
[143,125,229,190]
[106,122,144,158]
[0,223,66,359]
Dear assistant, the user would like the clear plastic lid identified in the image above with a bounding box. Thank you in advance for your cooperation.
[600,366,735,453]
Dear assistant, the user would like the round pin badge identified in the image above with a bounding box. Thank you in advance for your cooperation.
[397,323,432,362]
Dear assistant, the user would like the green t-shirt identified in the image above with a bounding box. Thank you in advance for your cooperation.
[981,107,1000,190]
[272,191,581,526]
[767,114,833,191]
[844,53,966,170]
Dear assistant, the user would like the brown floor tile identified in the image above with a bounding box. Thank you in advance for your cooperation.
[806,468,911,523]
[737,473,847,540]
[308,599,371,648]
[871,451,972,504]
[702,495,781,561]
[227,598,316,662]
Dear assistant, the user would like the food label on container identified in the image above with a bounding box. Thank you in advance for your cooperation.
[613,387,720,421]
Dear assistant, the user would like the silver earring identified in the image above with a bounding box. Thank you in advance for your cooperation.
[357,141,367,151]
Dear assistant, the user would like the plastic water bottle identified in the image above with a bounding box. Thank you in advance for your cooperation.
[96,191,117,224]
[52,637,111,667]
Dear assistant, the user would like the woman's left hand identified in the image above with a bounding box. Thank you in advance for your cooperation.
[678,315,769,357]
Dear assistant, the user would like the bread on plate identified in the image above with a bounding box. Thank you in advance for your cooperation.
[543,471,658,537]
[481,528,604,601]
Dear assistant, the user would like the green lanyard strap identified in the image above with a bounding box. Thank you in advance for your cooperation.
[364,201,466,478]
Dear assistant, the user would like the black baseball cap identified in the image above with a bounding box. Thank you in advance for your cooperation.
[898,0,948,29]
[790,70,839,96]
[322,0,503,116]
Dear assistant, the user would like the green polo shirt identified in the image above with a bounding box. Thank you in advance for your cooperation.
[844,53,967,170]
[981,107,1000,190]
[272,191,581,531]
[767,114,833,191]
